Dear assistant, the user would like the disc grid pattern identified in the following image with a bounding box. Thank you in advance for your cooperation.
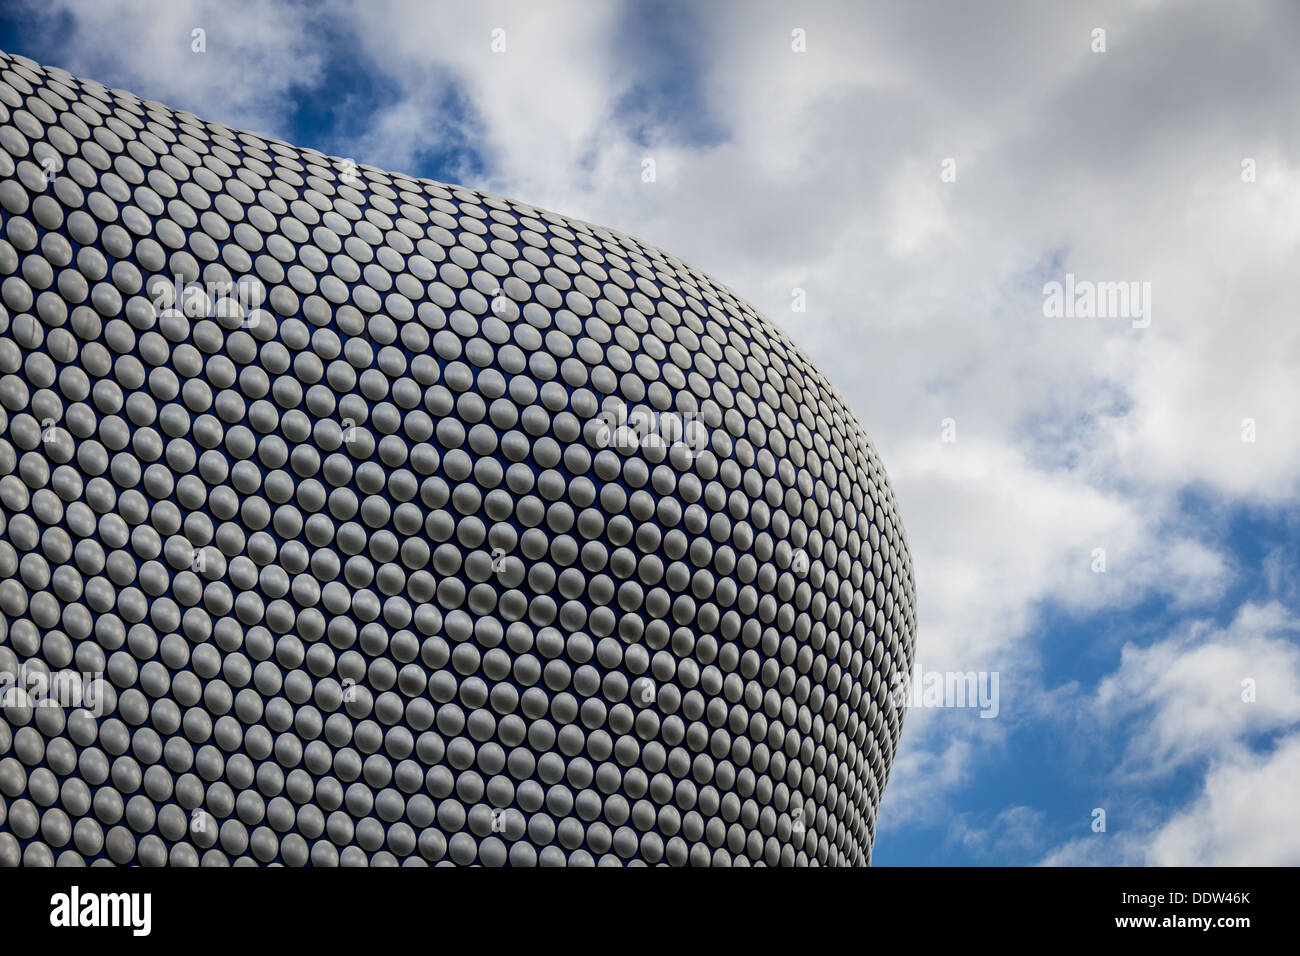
[0,51,915,867]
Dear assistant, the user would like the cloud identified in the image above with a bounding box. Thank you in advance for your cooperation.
[950,805,1047,862]
[320,0,636,195]
[12,0,327,136]
[1095,601,1300,779]
[1041,601,1300,865]
[1042,734,1300,865]
[879,720,997,830]
[1145,736,1300,865]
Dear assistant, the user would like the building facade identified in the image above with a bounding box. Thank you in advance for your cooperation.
[0,51,915,866]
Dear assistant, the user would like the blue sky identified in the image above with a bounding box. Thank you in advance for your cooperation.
[3,0,1298,865]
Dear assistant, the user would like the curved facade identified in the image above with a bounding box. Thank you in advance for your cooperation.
[0,50,915,866]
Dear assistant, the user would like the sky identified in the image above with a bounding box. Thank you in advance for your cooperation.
[2,0,1297,865]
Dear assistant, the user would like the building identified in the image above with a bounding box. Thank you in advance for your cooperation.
[0,50,915,866]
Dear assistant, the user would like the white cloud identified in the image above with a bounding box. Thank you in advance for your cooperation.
[321,0,634,196]
[1095,602,1300,779]
[1042,735,1300,865]
[950,805,1047,861]
[879,726,990,829]
[16,0,326,136]
[1040,601,1300,864]
[1145,736,1300,865]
